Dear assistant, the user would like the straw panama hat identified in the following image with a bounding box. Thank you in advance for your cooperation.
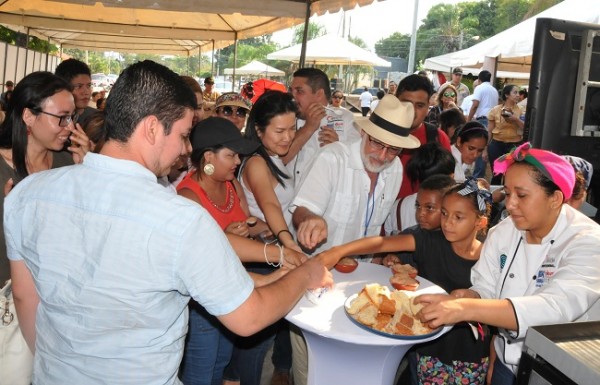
[355,94,420,149]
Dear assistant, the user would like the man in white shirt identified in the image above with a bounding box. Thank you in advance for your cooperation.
[284,68,360,187]
[467,70,499,126]
[288,95,419,385]
[359,86,373,116]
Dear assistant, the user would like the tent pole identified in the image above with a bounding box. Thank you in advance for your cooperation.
[233,32,238,91]
[299,0,311,68]
[24,27,30,74]
[211,39,215,75]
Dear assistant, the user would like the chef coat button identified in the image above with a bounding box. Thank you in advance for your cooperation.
[532,275,536,280]
[507,340,512,344]
[509,273,514,278]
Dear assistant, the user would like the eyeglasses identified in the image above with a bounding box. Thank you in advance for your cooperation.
[414,203,439,213]
[443,92,456,98]
[453,73,463,76]
[38,110,78,127]
[332,95,343,99]
[219,106,248,118]
[367,135,402,156]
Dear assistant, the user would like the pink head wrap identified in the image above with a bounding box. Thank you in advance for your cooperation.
[493,142,575,201]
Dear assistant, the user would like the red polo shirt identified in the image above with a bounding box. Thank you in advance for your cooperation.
[398,123,451,198]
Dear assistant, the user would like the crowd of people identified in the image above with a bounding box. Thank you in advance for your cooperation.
[1,59,599,385]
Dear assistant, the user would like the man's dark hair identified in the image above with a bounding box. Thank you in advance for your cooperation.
[439,108,466,139]
[104,60,196,142]
[293,68,331,100]
[376,90,385,100]
[406,142,455,186]
[55,59,91,83]
[478,70,492,83]
[396,74,434,98]
[419,174,456,193]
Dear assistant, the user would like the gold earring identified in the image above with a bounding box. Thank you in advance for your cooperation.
[203,163,215,176]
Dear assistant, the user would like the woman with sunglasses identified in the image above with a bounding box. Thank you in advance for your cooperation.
[486,84,524,185]
[330,89,345,109]
[426,84,460,127]
[214,92,252,131]
[0,71,90,383]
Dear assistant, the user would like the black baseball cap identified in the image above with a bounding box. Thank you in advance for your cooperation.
[191,117,259,155]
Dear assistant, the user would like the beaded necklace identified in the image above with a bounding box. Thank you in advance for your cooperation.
[204,181,235,213]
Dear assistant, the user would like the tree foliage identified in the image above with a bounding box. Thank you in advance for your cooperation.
[374,0,562,65]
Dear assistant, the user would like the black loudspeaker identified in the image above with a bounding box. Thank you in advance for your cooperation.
[527,18,600,165]
[526,18,600,211]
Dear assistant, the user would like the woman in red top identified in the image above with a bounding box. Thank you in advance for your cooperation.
[177,117,306,385]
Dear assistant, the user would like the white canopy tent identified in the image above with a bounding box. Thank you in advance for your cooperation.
[0,0,379,55]
[267,34,391,67]
[224,60,285,76]
[423,0,600,75]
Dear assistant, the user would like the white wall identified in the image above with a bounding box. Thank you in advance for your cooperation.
[0,42,60,92]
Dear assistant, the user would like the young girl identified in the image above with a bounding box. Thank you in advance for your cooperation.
[319,178,492,385]
[451,121,489,182]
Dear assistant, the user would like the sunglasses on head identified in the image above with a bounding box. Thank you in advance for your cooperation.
[219,105,248,118]
[443,92,456,98]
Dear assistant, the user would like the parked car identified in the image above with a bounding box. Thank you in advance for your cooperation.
[91,73,110,92]
[349,87,381,97]
[213,81,235,95]
[106,74,118,86]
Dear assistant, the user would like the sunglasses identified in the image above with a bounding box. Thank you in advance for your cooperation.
[219,106,248,118]
[443,92,456,98]
[38,110,78,127]
[332,95,343,99]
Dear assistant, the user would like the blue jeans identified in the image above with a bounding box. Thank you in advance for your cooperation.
[272,321,292,371]
[490,357,516,385]
[223,264,290,385]
[180,301,235,385]
[222,322,277,385]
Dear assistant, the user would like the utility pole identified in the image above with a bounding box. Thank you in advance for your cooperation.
[407,0,419,74]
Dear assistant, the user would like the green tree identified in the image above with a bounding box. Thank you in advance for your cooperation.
[292,22,326,45]
[374,32,411,58]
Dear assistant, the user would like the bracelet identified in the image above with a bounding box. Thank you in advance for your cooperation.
[276,229,293,242]
[265,243,284,268]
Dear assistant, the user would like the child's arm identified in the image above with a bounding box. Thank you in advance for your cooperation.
[315,234,416,269]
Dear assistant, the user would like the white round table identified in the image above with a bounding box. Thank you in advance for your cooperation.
[286,262,451,385]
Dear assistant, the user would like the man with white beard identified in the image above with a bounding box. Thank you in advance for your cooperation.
[290,95,420,260]
[287,94,419,385]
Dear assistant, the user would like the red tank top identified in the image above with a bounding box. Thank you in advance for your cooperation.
[177,172,247,230]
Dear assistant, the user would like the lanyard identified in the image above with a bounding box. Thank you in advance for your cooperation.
[364,175,378,237]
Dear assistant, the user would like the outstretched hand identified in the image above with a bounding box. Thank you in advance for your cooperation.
[414,293,466,329]
[296,215,327,251]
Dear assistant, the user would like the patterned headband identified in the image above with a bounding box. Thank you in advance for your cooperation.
[493,142,575,201]
[456,177,492,213]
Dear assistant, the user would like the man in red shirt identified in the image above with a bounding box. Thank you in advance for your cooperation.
[395,75,451,198]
